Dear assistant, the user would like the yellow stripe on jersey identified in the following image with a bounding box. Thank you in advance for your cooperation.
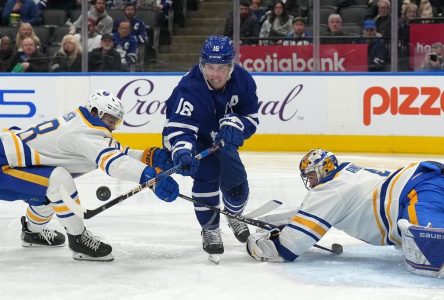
[99,151,119,170]
[4,168,49,186]
[75,108,111,133]
[407,189,419,225]
[386,163,416,245]
[34,151,41,165]
[9,131,23,167]
[372,188,387,245]
[26,207,52,224]
[292,216,327,237]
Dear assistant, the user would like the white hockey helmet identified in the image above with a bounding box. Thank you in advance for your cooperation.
[86,90,124,125]
[299,149,339,190]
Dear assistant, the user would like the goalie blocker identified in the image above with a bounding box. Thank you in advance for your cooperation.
[398,219,444,278]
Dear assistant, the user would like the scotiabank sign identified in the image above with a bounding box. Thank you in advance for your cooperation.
[239,45,368,72]
[363,86,444,126]
[409,24,444,70]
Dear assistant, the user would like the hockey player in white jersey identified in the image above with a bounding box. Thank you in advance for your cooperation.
[246,149,444,278]
[0,90,179,261]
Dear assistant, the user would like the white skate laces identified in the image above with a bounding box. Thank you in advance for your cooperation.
[80,230,101,251]
[203,228,222,245]
[40,228,58,245]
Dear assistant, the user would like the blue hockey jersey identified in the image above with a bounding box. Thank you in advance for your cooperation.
[162,64,259,156]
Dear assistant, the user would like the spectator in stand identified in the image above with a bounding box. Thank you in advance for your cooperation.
[7,37,47,72]
[322,14,352,44]
[152,0,171,25]
[2,0,40,25]
[360,19,386,71]
[89,33,122,71]
[224,0,259,45]
[421,42,444,71]
[259,0,293,45]
[283,16,310,46]
[250,0,267,26]
[399,2,418,71]
[72,0,113,35]
[34,0,47,10]
[74,17,102,52]
[375,0,391,37]
[113,3,147,70]
[113,19,137,71]
[0,35,16,71]
[50,34,82,72]
[15,22,40,51]
[418,0,433,18]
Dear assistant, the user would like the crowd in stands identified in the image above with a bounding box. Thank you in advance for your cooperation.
[223,0,444,71]
[0,0,181,72]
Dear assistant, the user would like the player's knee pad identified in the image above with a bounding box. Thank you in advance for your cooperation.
[222,181,249,214]
[398,219,444,278]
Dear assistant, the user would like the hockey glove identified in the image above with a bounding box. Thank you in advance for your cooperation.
[143,147,174,171]
[140,167,179,202]
[246,231,285,262]
[173,149,199,176]
[215,113,245,152]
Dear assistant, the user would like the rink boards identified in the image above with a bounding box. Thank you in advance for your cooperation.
[0,72,443,154]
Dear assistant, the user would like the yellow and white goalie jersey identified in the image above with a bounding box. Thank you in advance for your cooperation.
[264,161,443,261]
[0,106,147,183]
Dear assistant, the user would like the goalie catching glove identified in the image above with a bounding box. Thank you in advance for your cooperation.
[246,231,285,262]
[140,167,179,202]
[215,113,245,152]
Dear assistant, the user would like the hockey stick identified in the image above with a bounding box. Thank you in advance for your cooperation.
[243,200,282,219]
[61,142,223,219]
[178,193,343,255]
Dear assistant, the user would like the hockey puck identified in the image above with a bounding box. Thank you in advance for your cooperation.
[96,186,111,201]
[332,243,343,255]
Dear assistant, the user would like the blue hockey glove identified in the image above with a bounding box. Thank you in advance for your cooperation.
[140,167,179,202]
[143,147,174,171]
[173,149,199,176]
[215,114,245,152]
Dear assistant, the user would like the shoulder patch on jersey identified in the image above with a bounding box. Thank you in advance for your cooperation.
[63,111,77,122]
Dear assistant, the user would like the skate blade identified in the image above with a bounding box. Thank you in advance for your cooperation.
[72,252,114,262]
[22,241,66,248]
[208,254,221,264]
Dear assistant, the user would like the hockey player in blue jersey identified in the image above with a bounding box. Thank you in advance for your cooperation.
[162,36,259,259]
[247,149,444,278]
[0,90,179,261]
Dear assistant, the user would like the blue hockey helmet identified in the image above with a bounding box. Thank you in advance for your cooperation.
[299,149,339,190]
[200,36,235,65]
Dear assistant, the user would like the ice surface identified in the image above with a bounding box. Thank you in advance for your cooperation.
[1,152,443,300]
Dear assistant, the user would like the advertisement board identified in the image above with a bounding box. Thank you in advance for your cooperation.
[239,44,368,72]
[409,23,444,70]
[1,73,443,153]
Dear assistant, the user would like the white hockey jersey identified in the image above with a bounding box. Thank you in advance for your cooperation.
[265,161,441,261]
[0,106,147,183]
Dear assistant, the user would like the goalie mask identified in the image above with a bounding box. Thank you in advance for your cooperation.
[299,149,339,190]
[86,90,124,129]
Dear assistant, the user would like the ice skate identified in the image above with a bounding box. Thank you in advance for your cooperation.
[225,214,250,243]
[67,228,113,262]
[201,228,224,264]
[21,216,66,247]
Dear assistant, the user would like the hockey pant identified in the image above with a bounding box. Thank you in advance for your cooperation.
[0,165,84,235]
[191,140,249,229]
[399,174,444,228]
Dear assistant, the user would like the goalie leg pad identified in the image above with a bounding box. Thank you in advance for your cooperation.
[246,231,285,262]
[398,219,444,278]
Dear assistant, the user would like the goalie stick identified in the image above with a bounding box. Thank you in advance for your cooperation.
[178,193,343,255]
[61,142,223,219]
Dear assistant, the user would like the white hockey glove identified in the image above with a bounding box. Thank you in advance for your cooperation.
[246,231,285,262]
